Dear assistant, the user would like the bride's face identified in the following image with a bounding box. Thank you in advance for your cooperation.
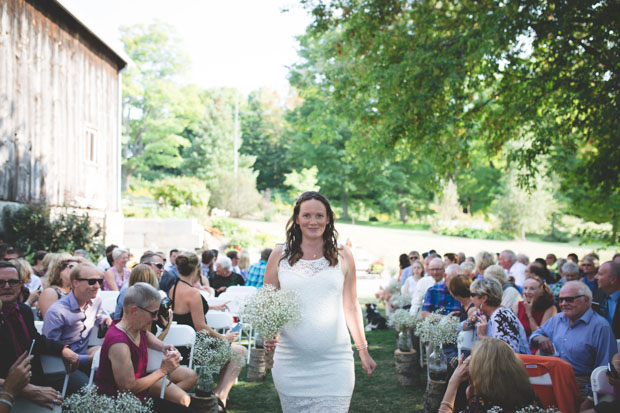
[296,199,328,240]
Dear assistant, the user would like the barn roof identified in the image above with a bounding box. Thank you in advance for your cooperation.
[28,0,128,70]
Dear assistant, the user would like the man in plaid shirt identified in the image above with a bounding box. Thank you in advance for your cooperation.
[245,248,272,288]
[420,259,461,318]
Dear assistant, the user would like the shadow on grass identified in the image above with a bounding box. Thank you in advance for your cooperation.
[226,328,426,412]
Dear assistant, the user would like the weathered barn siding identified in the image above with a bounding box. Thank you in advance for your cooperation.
[0,0,125,218]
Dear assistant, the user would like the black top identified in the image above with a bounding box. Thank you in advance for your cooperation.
[210,272,245,296]
[457,302,475,323]
[0,302,64,383]
[171,279,209,331]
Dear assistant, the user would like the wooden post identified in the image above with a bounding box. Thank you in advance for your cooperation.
[424,379,447,413]
[246,348,266,382]
[190,393,219,413]
[394,348,421,387]
[264,348,274,370]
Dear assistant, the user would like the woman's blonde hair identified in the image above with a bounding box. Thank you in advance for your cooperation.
[41,252,59,275]
[128,264,158,288]
[9,258,32,282]
[469,338,535,409]
[46,253,74,287]
[475,251,496,274]
[239,249,250,271]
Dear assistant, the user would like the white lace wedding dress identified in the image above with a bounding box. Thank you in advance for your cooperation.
[272,256,354,412]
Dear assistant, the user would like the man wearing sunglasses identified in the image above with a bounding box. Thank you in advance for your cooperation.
[42,263,112,393]
[530,280,616,398]
[140,252,165,281]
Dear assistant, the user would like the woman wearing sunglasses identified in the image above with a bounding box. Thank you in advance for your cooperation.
[38,253,79,319]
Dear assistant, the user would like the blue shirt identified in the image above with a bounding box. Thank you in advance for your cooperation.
[114,287,129,319]
[421,282,461,314]
[400,266,412,286]
[605,290,620,326]
[42,291,108,365]
[581,276,597,292]
[245,260,267,288]
[530,308,616,375]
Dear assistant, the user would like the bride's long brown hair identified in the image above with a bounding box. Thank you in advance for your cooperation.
[281,191,339,267]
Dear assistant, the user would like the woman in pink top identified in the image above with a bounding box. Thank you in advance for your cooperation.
[103,248,130,290]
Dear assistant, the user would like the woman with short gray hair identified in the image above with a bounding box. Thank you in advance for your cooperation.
[103,248,130,291]
[484,264,522,309]
[469,278,529,353]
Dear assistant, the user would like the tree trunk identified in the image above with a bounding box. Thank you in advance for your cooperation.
[121,165,131,192]
[246,348,266,382]
[394,348,420,387]
[341,191,349,220]
[424,379,447,413]
[398,202,408,223]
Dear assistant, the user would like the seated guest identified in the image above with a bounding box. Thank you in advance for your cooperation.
[103,248,130,291]
[159,249,180,294]
[168,252,245,410]
[0,352,33,413]
[514,276,557,344]
[447,275,475,326]
[550,261,580,304]
[200,250,216,281]
[211,256,245,296]
[245,248,272,288]
[398,254,412,285]
[31,250,47,278]
[583,352,620,413]
[420,261,461,318]
[594,261,620,339]
[470,277,529,354]
[139,252,165,282]
[410,255,442,315]
[95,283,196,412]
[9,258,40,307]
[42,263,112,392]
[581,255,599,292]
[226,250,242,276]
[474,251,495,280]
[484,264,522,309]
[238,249,250,281]
[0,261,80,410]
[526,261,555,285]
[459,261,475,280]
[530,280,616,397]
[440,338,541,412]
[38,253,76,319]
[402,259,424,299]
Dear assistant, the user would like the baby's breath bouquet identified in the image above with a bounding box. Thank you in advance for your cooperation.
[388,309,417,331]
[192,332,237,375]
[488,406,560,413]
[415,312,459,346]
[386,278,401,294]
[389,292,411,309]
[240,284,302,340]
[63,386,152,413]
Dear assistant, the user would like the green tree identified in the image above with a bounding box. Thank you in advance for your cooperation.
[210,167,261,218]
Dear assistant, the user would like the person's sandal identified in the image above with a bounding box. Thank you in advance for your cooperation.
[217,397,227,413]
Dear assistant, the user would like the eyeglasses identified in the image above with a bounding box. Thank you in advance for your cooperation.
[137,306,159,318]
[470,293,480,298]
[76,278,104,286]
[428,268,443,272]
[559,295,584,303]
[149,262,164,269]
[0,279,21,288]
[62,262,77,270]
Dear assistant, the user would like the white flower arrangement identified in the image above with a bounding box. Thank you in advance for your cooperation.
[488,406,561,413]
[415,312,459,346]
[240,284,302,339]
[389,292,412,309]
[63,385,152,413]
[192,332,238,375]
[386,278,401,294]
[388,309,417,331]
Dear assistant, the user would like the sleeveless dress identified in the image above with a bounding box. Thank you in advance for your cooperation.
[104,267,130,290]
[272,256,354,413]
[171,279,210,363]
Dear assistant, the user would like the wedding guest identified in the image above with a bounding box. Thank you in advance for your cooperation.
[0,352,33,413]
[38,253,76,319]
[103,248,130,291]
[238,249,250,281]
[245,248,272,288]
[483,264,522,309]
[514,276,557,342]
[31,250,47,278]
[211,257,245,296]
[9,258,40,307]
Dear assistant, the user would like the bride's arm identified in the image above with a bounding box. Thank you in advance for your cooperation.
[341,245,377,377]
[263,244,283,290]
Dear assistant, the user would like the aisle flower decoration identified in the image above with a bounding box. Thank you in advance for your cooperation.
[63,385,152,413]
[240,284,302,340]
[388,309,417,331]
[192,332,239,395]
[389,292,412,309]
[385,278,401,295]
[488,406,560,413]
[415,312,459,346]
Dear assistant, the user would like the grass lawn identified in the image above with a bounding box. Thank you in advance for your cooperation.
[226,300,426,413]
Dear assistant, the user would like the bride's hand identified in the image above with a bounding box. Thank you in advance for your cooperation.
[359,351,376,377]
[263,335,279,351]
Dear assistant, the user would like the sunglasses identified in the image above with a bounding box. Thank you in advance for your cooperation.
[0,279,21,288]
[149,262,164,269]
[137,306,159,318]
[62,262,77,270]
[77,278,104,286]
[559,295,584,303]
[470,293,481,298]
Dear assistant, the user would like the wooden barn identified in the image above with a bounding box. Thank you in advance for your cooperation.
[0,0,127,242]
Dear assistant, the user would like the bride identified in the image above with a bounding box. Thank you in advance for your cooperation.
[264,191,376,412]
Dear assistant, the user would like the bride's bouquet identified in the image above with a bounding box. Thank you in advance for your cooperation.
[240,284,302,340]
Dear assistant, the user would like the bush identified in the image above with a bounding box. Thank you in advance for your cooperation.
[209,168,261,218]
[1,204,104,259]
[151,176,210,209]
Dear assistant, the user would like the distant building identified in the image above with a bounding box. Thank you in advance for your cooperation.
[0,0,127,243]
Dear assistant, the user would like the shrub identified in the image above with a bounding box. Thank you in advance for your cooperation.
[151,176,210,209]
[209,167,261,218]
[1,204,104,259]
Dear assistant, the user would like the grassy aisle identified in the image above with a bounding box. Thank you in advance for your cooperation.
[226,328,426,412]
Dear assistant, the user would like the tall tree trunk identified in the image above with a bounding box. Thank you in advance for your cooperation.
[121,165,131,192]
[341,190,349,220]
[398,202,408,223]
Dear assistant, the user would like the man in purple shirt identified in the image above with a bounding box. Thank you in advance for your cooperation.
[43,263,112,392]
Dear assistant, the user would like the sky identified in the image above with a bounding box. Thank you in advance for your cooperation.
[59,0,312,97]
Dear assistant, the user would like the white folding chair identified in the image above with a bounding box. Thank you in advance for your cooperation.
[457,330,475,358]
[162,324,196,369]
[40,355,69,398]
[205,295,230,307]
[591,365,615,405]
[88,348,101,386]
[226,286,257,295]
[616,339,620,353]
[206,311,234,333]
[34,320,44,334]
[146,348,167,399]
[218,291,251,316]
[98,291,120,315]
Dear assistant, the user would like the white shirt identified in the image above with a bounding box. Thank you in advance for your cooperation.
[402,276,418,298]
[96,257,110,273]
[410,275,439,315]
[509,261,527,288]
[501,286,522,309]
[25,273,42,292]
